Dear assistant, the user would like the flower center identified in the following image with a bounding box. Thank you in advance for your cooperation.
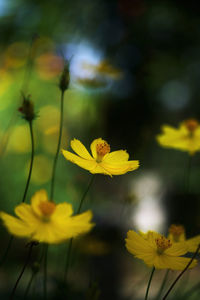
[184,119,198,133]
[96,142,110,162]
[169,224,185,242]
[155,236,172,254]
[39,201,56,218]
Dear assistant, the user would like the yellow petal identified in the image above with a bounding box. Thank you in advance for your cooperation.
[70,139,93,160]
[186,236,200,252]
[90,138,106,159]
[0,212,33,237]
[161,125,180,135]
[125,230,155,256]
[31,189,49,217]
[101,160,139,175]
[62,149,97,171]
[32,223,68,244]
[89,164,112,176]
[153,254,197,270]
[60,210,94,239]
[103,150,129,162]
[15,203,38,223]
[52,202,73,220]
[165,242,187,256]
[142,231,160,249]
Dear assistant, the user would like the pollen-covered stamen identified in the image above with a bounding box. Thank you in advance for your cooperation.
[39,201,56,218]
[184,119,199,133]
[169,224,185,242]
[96,142,110,162]
[155,236,172,254]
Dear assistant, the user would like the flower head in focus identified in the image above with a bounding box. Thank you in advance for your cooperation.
[125,230,197,270]
[168,224,200,253]
[156,119,200,155]
[0,190,94,244]
[62,138,139,176]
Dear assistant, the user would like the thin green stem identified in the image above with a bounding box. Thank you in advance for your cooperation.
[22,121,34,203]
[155,269,169,300]
[43,245,48,300]
[21,34,37,93]
[64,238,73,282]
[24,244,44,298]
[162,244,200,300]
[77,175,95,214]
[63,175,95,283]
[0,121,34,266]
[50,90,65,200]
[0,235,13,266]
[185,155,192,194]
[23,271,35,299]
[10,242,35,300]
[145,267,155,300]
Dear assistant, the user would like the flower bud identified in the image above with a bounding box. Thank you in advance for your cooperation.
[18,94,36,121]
[59,63,70,92]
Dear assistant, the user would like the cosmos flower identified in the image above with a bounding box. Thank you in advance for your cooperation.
[168,224,200,253]
[156,119,200,155]
[0,190,94,244]
[62,138,139,176]
[125,230,197,270]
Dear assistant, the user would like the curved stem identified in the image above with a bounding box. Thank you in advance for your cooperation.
[23,271,35,299]
[64,175,95,283]
[77,175,95,214]
[64,238,73,282]
[162,244,200,300]
[21,34,37,93]
[10,242,35,300]
[50,90,65,200]
[0,235,14,266]
[0,121,34,266]
[43,245,48,300]
[155,269,169,300]
[22,121,34,203]
[185,155,192,193]
[145,267,155,300]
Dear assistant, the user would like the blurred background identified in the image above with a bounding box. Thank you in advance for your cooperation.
[1,0,200,299]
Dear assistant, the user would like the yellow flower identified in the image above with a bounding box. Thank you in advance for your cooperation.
[156,119,200,155]
[62,138,139,176]
[0,190,94,244]
[125,230,197,270]
[168,224,200,253]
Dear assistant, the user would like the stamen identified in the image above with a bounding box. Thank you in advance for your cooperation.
[39,201,56,217]
[184,119,198,132]
[96,141,110,162]
[155,235,172,254]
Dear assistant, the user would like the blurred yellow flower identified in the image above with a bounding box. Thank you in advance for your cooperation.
[168,224,200,252]
[125,230,197,270]
[62,138,139,176]
[0,190,94,244]
[156,119,200,155]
